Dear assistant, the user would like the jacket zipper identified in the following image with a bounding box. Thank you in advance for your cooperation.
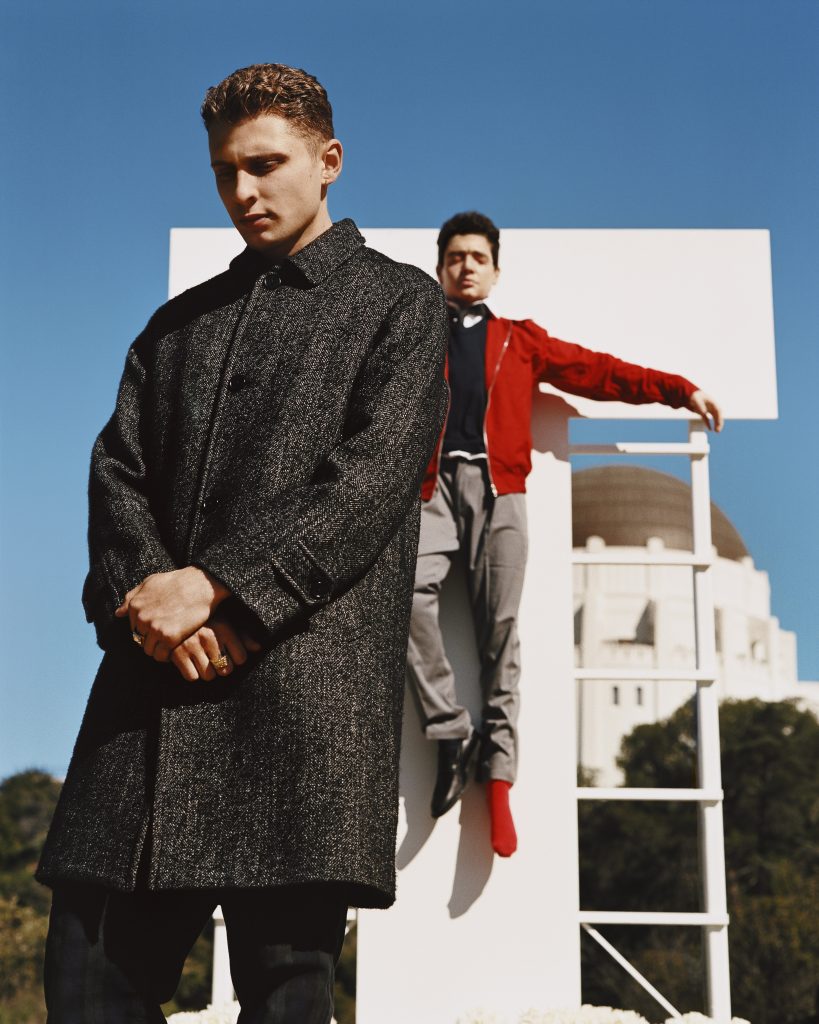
[482,325,512,497]
[429,379,452,498]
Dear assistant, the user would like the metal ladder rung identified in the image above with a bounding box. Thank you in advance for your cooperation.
[579,911,729,927]
[569,442,708,456]
[577,787,723,802]
[572,552,711,567]
[574,668,715,682]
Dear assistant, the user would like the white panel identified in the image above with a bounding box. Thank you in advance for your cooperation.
[168,228,245,298]
[171,226,777,421]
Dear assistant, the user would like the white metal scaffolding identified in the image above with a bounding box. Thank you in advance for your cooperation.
[572,421,732,1020]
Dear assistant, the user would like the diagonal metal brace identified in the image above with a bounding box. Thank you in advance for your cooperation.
[581,923,681,1019]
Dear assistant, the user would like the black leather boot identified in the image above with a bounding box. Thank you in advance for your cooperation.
[431,730,479,818]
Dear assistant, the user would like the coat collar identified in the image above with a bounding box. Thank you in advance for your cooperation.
[230,218,365,287]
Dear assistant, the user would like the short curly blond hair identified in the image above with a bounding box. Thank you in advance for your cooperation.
[201,63,334,145]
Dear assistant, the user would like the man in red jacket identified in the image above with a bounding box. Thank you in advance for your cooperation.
[406,211,723,856]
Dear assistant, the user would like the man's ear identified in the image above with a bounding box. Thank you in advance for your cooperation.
[320,138,343,184]
[436,265,443,284]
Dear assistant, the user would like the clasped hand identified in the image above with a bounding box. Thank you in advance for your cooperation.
[114,566,262,682]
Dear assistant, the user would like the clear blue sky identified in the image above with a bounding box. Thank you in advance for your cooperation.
[1,0,817,778]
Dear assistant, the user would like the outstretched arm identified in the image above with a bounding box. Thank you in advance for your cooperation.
[524,320,724,430]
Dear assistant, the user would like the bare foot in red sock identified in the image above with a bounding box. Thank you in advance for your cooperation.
[487,780,517,857]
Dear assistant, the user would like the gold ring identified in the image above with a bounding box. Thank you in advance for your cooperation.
[210,653,230,672]
[132,630,146,646]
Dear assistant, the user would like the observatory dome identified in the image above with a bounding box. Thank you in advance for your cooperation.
[571,465,748,561]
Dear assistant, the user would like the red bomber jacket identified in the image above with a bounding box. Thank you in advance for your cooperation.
[421,314,698,501]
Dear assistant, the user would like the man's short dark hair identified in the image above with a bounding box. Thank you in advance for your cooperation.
[437,211,500,268]
[201,63,334,146]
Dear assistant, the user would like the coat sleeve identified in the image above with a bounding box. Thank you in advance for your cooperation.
[520,319,698,408]
[81,337,178,649]
[193,280,450,639]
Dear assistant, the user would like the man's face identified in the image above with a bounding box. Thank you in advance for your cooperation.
[208,113,342,258]
[437,233,500,305]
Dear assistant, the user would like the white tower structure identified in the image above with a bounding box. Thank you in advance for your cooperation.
[573,465,819,786]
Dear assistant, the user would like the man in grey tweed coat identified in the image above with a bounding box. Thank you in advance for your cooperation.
[37,64,448,1023]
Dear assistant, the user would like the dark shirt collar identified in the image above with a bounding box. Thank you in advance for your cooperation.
[446,299,494,323]
[230,218,365,287]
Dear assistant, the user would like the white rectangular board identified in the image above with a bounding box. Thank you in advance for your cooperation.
[170,226,777,420]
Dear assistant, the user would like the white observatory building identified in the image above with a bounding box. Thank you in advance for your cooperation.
[573,464,819,786]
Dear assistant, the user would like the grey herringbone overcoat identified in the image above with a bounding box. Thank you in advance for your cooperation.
[37,219,449,908]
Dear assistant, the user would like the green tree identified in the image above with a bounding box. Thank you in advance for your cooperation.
[579,698,819,1024]
[719,700,819,894]
[0,770,62,915]
[0,770,62,1023]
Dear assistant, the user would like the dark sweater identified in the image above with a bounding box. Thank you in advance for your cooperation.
[442,311,488,455]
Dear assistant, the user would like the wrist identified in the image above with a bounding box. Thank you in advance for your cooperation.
[187,566,230,609]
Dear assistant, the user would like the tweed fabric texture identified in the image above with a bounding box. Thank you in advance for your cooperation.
[37,219,449,908]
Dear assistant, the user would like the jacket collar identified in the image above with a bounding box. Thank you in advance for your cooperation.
[230,218,365,287]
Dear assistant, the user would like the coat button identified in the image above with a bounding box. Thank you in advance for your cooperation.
[263,270,280,290]
[202,494,219,514]
[227,373,247,392]
[305,566,331,602]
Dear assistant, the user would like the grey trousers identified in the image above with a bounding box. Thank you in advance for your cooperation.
[406,457,528,783]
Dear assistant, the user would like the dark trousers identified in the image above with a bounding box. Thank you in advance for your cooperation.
[44,883,348,1024]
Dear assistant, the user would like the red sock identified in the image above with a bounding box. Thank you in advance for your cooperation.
[487,780,517,857]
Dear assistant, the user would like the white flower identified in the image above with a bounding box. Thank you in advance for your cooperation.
[539,1008,651,1024]
[665,1016,714,1024]
[166,1010,340,1024]
[664,1016,752,1024]
[465,1009,652,1024]
[167,1004,240,1024]
[519,1008,650,1024]
[455,1008,753,1024]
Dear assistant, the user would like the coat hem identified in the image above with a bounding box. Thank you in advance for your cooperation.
[35,864,394,910]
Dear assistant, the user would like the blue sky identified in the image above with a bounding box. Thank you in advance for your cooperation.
[1,0,817,778]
